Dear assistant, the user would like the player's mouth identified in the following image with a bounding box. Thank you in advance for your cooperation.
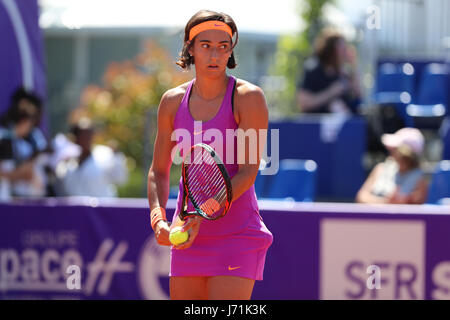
[208,64,219,69]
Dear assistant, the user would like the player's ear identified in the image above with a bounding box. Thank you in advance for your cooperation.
[187,40,194,57]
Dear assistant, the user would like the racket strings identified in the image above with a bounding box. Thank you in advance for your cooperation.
[188,164,224,203]
[185,148,228,218]
[193,162,223,193]
[187,150,221,191]
[188,161,220,194]
[187,149,216,178]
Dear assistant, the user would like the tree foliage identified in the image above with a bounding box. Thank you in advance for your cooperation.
[72,40,191,168]
[70,40,191,197]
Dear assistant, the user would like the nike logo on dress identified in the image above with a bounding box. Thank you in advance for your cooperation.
[228,266,241,271]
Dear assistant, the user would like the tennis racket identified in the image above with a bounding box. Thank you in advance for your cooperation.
[179,143,233,221]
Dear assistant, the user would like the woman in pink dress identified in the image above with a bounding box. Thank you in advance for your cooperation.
[147,10,273,300]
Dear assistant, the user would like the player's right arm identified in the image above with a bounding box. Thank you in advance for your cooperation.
[147,88,183,246]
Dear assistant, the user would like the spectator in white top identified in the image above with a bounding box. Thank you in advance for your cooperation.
[58,118,128,198]
[356,128,428,204]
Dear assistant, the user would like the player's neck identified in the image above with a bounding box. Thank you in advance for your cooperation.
[194,74,228,101]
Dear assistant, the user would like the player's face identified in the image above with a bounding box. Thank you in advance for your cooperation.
[189,30,232,76]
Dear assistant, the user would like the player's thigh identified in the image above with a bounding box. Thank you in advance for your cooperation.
[207,276,255,300]
[170,276,208,300]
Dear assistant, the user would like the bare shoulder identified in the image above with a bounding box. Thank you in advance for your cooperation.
[235,78,266,101]
[368,162,386,179]
[160,81,190,109]
[158,81,190,121]
[234,78,268,120]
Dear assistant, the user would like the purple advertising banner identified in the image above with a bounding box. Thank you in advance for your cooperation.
[0,198,449,300]
[0,0,47,130]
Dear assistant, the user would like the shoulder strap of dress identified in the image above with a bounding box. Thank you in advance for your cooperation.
[180,78,195,107]
[225,75,236,113]
[231,77,237,113]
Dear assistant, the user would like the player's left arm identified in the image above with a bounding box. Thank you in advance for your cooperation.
[231,83,268,201]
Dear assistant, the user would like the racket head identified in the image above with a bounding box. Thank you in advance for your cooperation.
[180,143,232,220]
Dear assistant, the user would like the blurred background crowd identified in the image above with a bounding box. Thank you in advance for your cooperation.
[1,0,449,205]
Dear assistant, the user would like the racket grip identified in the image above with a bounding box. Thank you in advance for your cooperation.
[200,198,220,216]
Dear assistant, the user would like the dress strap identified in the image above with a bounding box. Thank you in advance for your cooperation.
[224,75,236,106]
[180,78,195,107]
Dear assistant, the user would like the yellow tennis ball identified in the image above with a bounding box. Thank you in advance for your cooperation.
[169,226,189,246]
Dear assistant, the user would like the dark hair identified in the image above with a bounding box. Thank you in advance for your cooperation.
[176,10,239,70]
[314,29,345,71]
[0,87,43,126]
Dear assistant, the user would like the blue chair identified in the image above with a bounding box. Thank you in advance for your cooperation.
[426,161,450,204]
[406,63,449,128]
[417,63,449,105]
[254,171,267,199]
[254,160,276,199]
[442,117,450,160]
[265,159,317,202]
[375,63,415,95]
[374,63,416,127]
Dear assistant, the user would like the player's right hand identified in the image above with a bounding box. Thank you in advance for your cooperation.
[154,220,172,246]
[173,216,202,250]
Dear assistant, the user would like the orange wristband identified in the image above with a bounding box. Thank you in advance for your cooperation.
[150,207,167,231]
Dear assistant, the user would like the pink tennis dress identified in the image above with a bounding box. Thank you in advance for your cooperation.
[170,75,273,280]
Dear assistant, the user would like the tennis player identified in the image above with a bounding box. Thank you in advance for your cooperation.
[147,10,273,300]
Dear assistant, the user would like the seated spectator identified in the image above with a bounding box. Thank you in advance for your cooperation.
[296,29,362,115]
[56,118,128,197]
[0,87,49,198]
[356,128,428,204]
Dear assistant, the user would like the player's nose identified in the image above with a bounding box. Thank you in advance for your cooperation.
[209,47,220,59]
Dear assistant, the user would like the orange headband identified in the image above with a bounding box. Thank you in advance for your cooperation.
[189,20,233,41]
